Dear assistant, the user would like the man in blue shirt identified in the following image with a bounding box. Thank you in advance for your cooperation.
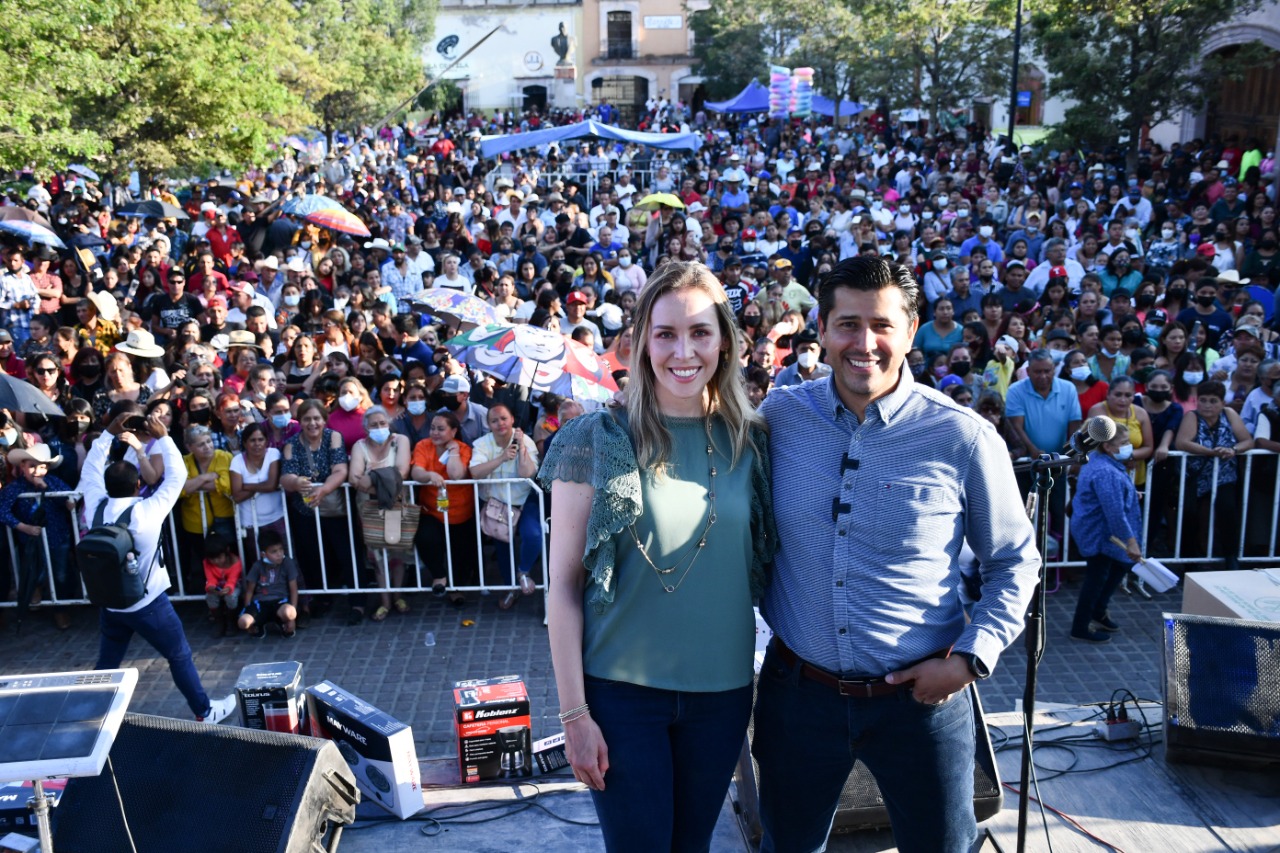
[754,256,1039,853]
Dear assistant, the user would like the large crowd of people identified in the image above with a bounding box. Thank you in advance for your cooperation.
[1,98,1278,638]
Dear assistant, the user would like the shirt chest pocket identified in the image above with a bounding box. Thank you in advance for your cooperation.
[869,480,957,548]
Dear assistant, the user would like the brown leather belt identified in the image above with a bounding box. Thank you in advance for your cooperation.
[771,637,951,698]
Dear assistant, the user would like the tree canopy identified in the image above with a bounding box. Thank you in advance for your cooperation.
[0,0,436,178]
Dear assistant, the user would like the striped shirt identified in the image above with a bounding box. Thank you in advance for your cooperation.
[759,368,1040,677]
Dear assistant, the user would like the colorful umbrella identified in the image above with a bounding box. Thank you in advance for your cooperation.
[116,200,190,220]
[0,206,52,228]
[303,207,370,237]
[281,194,344,216]
[0,220,66,249]
[411,290,502,331]
[634,192,685,211]
[445,323,618,399]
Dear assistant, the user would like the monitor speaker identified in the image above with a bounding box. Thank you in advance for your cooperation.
[1163,612,1280,769]
[53,713,359,853]
[734,683,1002,844]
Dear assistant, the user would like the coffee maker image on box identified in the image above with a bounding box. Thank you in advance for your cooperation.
[497,725,531,778]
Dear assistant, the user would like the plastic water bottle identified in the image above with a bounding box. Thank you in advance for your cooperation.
[124,552,140,576]
[423,631,436,648]
[436,485,449,514]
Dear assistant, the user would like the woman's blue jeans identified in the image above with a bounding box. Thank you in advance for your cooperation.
[583,675,752,853]
[493,500,543,582]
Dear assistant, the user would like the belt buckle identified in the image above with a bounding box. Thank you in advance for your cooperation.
[836,677,880,698]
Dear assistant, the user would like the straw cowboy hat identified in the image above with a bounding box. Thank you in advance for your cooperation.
[8,444,64,469]
[115,328,165,359]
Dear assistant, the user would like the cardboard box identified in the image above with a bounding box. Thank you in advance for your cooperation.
[453,675,532,784]
[235,661,306,734]
[532,732,568,775]
[306,681,422,819]
[1182,569,1280,623]
[0,780,64,834]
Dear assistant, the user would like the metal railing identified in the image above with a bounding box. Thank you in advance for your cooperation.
[1,478,546,608]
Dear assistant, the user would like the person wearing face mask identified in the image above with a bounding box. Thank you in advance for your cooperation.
[1145,222,1184,277]
[922,251,951,306]
[774,328,831,387]
[326,376,372,452]
[1175,280,1233,351]
[1068,423,1144,643]
[436,374,488,445]
[349,405,413,622]
[393,383,434,450]
[959,217,1005,267]
[1175,380,1253,571]
[612,247,648,294]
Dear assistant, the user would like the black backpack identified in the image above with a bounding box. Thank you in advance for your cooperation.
[76,501,155,609]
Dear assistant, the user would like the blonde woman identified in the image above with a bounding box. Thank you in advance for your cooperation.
[540,261,776,850]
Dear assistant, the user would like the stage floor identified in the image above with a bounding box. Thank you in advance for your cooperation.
[336,705,1280,853]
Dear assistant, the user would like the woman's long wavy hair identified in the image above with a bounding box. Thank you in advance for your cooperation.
[626,261,760,477]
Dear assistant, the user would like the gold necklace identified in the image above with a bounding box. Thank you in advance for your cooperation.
[627,420,717,594]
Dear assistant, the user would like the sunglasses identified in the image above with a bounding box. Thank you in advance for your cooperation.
[34,367,59,375]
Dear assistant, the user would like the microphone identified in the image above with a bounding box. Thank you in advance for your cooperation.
[1061,415,1116,460]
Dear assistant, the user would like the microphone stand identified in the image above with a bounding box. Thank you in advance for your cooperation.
[1009,452,1077,853]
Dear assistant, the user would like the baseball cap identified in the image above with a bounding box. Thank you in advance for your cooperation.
[1045,329,1074,344]
[1049,265,1068,279]
[440,375,471,394]
[724,254,742,268]
[996,335,1019,353]
[771,258,793,270]
[1146,309,1168,325]
[566,291,589,305]
[742,228,757,239]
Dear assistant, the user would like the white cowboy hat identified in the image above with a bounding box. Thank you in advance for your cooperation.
[227,329,270,353]
[115,329,165,359]
[363,238,392,252]
[8,444,63,469]
[1214,269,1251,287]
[87,290,120,323]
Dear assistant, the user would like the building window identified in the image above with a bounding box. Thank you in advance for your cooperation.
[606,11,634,59]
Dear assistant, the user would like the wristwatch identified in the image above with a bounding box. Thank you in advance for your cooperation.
[955,651,990,680]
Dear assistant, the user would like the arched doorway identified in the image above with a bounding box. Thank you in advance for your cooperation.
[522,85,548,114]
[595,74,649,126]
[1205,45,1280,145]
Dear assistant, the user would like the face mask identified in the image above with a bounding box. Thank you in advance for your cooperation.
[741,242,756,253]
[934,364,949,378]
[1070,366,1092,382]
[1134,366,1155,384]
[744,315,760,326]
[80,365,101,381]
[189,408,211,425]
[0,430,15,447]
[1145,388,1171,403]
[797,351,818,369]
[1136,293,1155,308]
[333,297,349,311]
[922,211,934,221]
[1161,229,1175,240]
[1048,348,1067,364]
[932,260,947,271]
[270,413,291,429]
[338,393,360,412]
[910,363,926,377]
[1168,288,1187,302]
[283,293,301,307]
[979,225,994,238]
[368,427,391,444]
[951,360,971,377]
[1182,371,1205,385]
[899,206,910,215]
[618,256,632,268]
[957,209,970,218]
[1195,294,1217,307]
[1260,239,1278,251]
[1115,443,1134,461]
[871,201,883,212]
[1145,322,1168,339]
[789,240,802,248]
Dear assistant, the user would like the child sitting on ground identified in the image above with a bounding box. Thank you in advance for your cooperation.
[202,532,242,636]
[237,529,300,639]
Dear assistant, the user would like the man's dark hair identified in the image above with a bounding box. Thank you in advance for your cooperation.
[104,461,140,498]
[244,305,266,319]
[818,256,920,327]
[106,399,144,424]
[393,314,419,334]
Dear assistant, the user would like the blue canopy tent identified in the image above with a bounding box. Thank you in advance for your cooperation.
[704,79,770,114]
[812,94,864,119]
[478,120,702,159]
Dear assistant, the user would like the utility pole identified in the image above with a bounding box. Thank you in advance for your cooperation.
[1007,0,1023,144]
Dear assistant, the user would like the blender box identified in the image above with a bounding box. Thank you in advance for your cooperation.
[306,681,422,819]
[453,675,532,784]
[235,661,306,734]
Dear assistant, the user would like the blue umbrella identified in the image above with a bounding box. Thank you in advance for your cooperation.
[0,220,67,249]
[281,194,343,216]
[68,164,101,181]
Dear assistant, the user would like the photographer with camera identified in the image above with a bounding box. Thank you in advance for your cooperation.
[82,408,236,724]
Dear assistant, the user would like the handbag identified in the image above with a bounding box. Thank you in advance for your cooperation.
[360,498,422,550]
[481,496,514,542]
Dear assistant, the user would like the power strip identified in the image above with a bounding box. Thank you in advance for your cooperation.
[1095,720,1142,741]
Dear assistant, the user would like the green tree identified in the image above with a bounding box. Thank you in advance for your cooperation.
[1032,0,1267,166]
[688,2,770,101]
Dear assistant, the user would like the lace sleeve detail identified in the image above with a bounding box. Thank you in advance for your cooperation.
[538,410,642,611]
[748,424,778,602]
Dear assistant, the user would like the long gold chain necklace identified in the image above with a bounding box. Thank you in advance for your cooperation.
[627,420,717,594]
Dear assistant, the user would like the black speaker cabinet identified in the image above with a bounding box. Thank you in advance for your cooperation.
[735,683,1002,844]
[54,713,360,853]
[1163,612,1280,769]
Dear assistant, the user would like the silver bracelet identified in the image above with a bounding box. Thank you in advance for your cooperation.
[560,708,591,725]
[557,702,589,722]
